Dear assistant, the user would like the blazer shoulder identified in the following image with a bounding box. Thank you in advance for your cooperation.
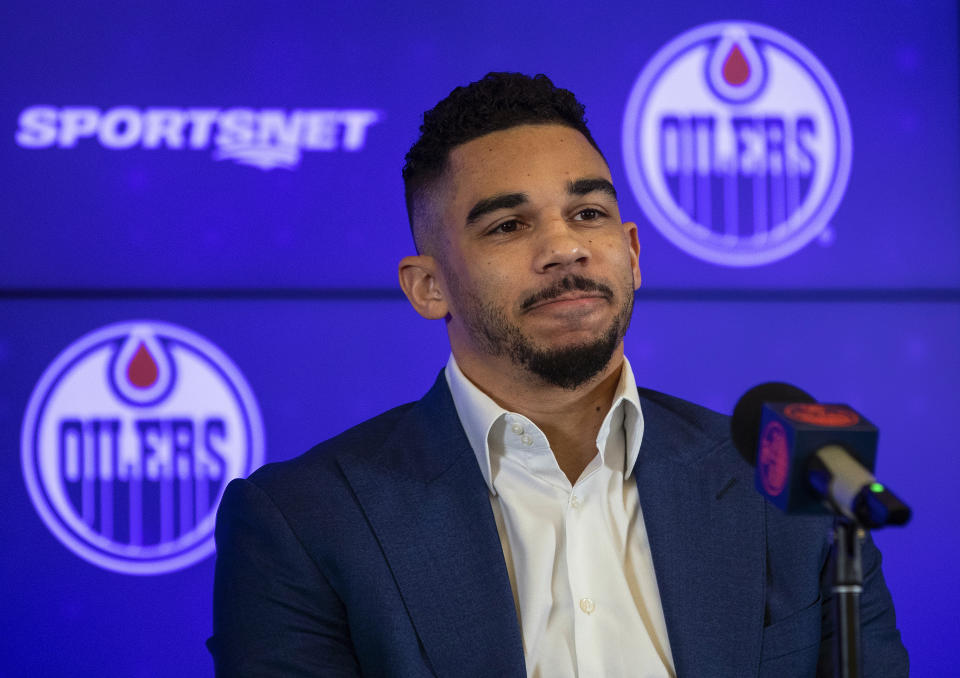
[636,387,733,462]
[248,400,417,493]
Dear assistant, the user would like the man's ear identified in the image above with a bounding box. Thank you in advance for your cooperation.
[398,255,449,319]
[623,221,642,290]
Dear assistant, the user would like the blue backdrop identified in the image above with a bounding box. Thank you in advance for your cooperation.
[1,1,957,675]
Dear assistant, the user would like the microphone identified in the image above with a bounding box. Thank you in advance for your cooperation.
[731,382,910,528]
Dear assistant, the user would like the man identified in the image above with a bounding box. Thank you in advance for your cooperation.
[209,73,908,676]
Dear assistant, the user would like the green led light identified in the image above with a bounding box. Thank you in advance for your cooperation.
[869,482,885,493]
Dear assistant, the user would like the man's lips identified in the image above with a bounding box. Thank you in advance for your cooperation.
[520,275,614,313]
[520,275,613,313]
[524,292,609,312]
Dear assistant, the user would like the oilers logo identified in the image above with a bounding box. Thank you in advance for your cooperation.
[21,321,264,575]
[622,22,853,266]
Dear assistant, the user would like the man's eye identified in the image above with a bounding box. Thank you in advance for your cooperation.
[574,208,604,221]
[490,219,522,234]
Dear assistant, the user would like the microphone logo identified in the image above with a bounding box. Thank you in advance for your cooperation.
[758,420,789,496]
[783,403,860,427]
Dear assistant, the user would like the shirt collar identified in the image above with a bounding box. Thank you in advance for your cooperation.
[444,354,645,494]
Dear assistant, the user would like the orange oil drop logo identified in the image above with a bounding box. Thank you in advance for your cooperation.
[126,343,159,389]
[722,44,750,85]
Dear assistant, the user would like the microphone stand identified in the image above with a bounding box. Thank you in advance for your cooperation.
[823,479,909,678]
[831,518,864,678]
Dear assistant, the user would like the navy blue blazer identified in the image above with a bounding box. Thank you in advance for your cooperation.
[209,374,908,677]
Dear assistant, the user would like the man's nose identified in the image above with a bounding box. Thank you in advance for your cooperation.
[533,218,591,273]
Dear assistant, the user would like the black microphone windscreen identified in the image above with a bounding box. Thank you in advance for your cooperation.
[731,382,816,465]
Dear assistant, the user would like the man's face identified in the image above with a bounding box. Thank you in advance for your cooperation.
[430,123,641,389]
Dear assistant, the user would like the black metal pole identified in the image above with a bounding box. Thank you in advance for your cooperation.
[832,518,863,678]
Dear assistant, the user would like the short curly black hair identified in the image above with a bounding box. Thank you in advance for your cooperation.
[402,72,604,252]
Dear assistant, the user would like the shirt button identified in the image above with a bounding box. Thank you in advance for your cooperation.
[570,495,583,509]
[520,434,533,446]
[510,423,524,435]
[579,598,596,615]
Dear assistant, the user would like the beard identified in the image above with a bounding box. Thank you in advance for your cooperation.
[447,273,634,390]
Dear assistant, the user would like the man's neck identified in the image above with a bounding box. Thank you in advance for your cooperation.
[453,349,625,484]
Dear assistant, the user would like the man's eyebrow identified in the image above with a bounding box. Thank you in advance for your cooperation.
[568,178,617,200]
[465,192,528,225]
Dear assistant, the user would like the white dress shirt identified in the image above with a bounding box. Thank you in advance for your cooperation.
[445,356,675,678]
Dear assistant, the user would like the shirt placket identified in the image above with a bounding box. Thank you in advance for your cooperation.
[566,470,604,677]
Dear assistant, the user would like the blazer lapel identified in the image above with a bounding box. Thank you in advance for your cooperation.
[635,393,766,677]
[337,375,525,677]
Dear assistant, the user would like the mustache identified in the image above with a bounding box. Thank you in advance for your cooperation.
[520,275,614,311]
